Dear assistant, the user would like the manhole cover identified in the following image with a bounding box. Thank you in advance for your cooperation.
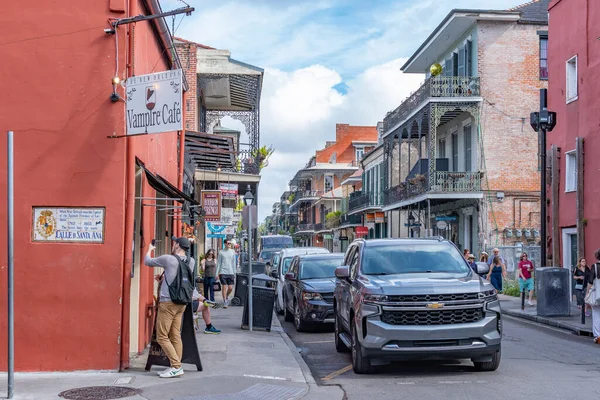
[58,386,141,400]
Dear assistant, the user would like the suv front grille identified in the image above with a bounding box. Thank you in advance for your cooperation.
[387,293,479,302]
[381,308,484,326]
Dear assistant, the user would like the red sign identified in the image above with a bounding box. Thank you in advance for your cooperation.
[355,226,368,236]
[201,190,222,221]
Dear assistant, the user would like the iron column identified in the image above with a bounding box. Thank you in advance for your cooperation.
[7,131,14,399]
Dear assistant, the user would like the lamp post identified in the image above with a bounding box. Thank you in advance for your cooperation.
[407,212,415,238]
[530,89,556,269]
[243,185,255,331]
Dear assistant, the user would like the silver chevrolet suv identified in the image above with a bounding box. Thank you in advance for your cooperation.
[333,238,501,374]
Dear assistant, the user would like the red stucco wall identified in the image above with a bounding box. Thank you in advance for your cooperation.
[0,0,181,371]
[548,0,600,263]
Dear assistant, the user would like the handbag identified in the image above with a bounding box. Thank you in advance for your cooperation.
[584,264,600,306]
[213,280,222,292]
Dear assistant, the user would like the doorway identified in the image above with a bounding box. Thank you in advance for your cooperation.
[129,167,143,353]
[561,227,577,302]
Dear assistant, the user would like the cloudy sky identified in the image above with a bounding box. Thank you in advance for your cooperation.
[164,0,523,221]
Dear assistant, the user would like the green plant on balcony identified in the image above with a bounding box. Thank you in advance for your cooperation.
[251,145,275,171]
[288,193,295,203]
[289,226,296,234]
[325,210,342,229]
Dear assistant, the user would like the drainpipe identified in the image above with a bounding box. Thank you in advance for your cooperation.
[177,91,186,236]
[119,0,137,371]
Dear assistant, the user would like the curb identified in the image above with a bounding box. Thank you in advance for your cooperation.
[271,312,317,386]
[503,309,593,336]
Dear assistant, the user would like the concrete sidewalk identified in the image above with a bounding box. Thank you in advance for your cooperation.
[0,307,344,400]
[499,294,593,336]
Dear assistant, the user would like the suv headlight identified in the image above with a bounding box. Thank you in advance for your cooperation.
[302,292,323,301]
[362,294,389,304]
[479,289,498,301]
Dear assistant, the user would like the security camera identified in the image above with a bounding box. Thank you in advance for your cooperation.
[104,28,116,35]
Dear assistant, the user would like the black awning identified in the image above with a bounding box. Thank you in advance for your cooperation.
[137,159,198,205]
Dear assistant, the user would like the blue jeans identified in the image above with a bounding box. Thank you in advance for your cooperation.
[203,277,215,301]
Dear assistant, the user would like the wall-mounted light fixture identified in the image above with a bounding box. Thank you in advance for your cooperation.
[496,192,505,201]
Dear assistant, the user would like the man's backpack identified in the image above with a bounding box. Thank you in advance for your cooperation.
[167,255,194,305]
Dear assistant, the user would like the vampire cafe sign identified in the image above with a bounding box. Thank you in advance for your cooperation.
[125,69,183,135]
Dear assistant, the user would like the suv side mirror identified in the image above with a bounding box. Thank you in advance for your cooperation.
[285,272,296,280]
[335,266,349,279]
[476,262,489,276]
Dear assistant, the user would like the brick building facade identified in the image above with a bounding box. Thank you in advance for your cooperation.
[382,1,549,261]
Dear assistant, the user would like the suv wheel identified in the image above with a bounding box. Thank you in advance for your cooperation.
[473,348,501,372]
[334,310,349,353]
[283,295,294,322]
[351,321,373,374]
[294,302,308,332]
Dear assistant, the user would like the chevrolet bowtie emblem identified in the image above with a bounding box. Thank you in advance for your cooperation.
[426,302,444,309]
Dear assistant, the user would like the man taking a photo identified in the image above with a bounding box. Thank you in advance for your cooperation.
[145,236,195,378]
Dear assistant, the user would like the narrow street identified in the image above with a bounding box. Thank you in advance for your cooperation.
[278,313,600,399]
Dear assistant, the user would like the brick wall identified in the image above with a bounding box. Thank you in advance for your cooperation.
[477,21,547,246]
[175,42,198,131]
[316,124,377,164]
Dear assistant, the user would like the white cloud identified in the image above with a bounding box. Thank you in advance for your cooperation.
[257,58,424,220]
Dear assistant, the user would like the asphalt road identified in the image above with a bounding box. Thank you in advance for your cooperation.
[278,308,600,399]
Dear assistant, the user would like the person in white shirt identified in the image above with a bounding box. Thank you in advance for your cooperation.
[216,239,237,307]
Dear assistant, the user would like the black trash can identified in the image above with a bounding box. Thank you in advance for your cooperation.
[241,274,277,331]
[240,261,266,275]
[230,273,249,307]
[536,267,570,317]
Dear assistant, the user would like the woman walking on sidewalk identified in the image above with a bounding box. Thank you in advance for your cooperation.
[573,257,587,310]
[486,256,507,292]
[201,249,218,301]
[586,250,600,344]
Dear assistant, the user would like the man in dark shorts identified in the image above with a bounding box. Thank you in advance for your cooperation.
[216,239,237,307]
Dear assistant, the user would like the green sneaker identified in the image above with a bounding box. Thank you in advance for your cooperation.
[204,325,221,334]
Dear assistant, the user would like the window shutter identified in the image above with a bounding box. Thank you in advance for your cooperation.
[458,46,466,77]
[452,53,459,76]
[466,40,473,77]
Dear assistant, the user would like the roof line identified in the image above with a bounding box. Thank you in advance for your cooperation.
[400,8,521,71]
[174,36,215,49]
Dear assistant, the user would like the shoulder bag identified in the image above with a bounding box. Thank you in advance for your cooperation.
[584,264,600,306]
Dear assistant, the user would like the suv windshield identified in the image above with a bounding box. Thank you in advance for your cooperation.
[299,257,343,279]
[361,243,470,276]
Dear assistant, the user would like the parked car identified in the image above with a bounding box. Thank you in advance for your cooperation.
[259,249,277,263]
[272,247,330,314]
[264,251,281,275]
[283,253,345,331]
[334,238,501,374]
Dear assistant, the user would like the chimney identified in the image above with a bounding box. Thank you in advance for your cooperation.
[336,123,349,141]
[325,141,336,148]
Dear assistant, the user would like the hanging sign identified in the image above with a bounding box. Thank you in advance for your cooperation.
[32,207,105,243]
[219,183,238,199]
[125,69,183,135]
[375,212,385,223]
[201,191,222,221]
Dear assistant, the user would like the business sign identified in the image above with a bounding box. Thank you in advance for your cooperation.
[32,207,105,243]
[435,216,457,221]
[218,208,234,225]
[355,226,368,236]
[201,191,222,221]
[365,213,375,223]
[219,183,238,199]
[125,69,183,135]
[375,212,385,223]
[232,212,242,223]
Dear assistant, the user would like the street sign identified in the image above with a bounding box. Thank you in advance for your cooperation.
[125,70,183,135]
[435,216,456,221]
[207,233,226,238]
[242,205,258,229]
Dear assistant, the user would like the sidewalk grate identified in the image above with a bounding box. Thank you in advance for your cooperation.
[58,386,141,400]
[173,383,305,400]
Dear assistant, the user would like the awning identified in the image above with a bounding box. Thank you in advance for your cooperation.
[185,131,236,171]
[136,159,198,205]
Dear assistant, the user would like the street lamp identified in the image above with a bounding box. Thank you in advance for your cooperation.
[243,185,254,331]
[243,185,254,206]
[530,89,556,268]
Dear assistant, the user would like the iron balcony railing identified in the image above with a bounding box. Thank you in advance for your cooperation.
[384,171,482,206]
[348,193,384,212]
[340,213,362,226]
[290,190,323,206]
[314,222,324,232]
[384,76,481,132]
[296,223,315,232]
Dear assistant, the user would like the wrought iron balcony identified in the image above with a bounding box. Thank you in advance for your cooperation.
[349,193,383,212]
[384,76,481,131]
[384,171,482,206]
[340,213,362,226]
[290,190,323,207]
[296,223,315,232]
[314,222,324,232]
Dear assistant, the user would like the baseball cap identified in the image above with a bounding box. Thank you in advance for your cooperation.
[171,235,191,251]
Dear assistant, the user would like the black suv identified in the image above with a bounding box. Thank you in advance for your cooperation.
[283,253,344,331]
[334,238,501,374]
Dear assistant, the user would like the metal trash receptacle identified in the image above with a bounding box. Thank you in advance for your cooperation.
[240,261,266,275]
[241,274,277,331]
[230,273,249,307]
[536,267,570,317]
